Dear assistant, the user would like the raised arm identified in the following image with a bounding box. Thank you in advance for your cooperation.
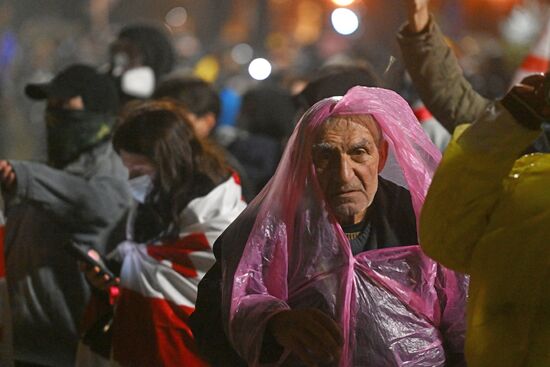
[397,0,491,133]
[419,76,544,272]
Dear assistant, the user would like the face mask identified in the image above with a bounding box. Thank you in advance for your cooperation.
[120,66,155,98]
[45,108,112,168]
[128,174,153,204]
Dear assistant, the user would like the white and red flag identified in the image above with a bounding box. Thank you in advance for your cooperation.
[109,175,246,367]
[511,14,550,86]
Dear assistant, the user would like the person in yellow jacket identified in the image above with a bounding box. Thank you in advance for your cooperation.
[420,82,550,367]
[400,1,550,366]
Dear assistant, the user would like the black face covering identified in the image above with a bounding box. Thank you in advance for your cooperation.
[45,108,113,168]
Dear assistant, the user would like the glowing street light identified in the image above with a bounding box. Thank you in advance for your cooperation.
[248,58,272,80]
[331,8,359,35]
[331,0,356,6]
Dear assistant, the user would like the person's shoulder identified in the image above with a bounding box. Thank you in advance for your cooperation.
[377,177,412,202]
[375,177,416,219]
[66,140,127,179]
[373,177,418,247]
[229,133,281,158]
[212,203,259,259]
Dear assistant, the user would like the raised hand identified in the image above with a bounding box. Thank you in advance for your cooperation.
[267,308,343,367]
[403,0,430,33]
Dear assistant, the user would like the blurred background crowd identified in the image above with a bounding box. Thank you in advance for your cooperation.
[1,0,549,160]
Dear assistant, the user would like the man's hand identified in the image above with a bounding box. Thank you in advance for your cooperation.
[404,0,430,33]
[267,309,343,367]
[0,160,16,191]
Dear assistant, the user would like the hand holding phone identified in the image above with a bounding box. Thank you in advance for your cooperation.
[503,74,550,130]
[66,241,118,290]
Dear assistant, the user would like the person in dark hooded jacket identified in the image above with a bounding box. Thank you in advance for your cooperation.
[108,24,176,107]
[224,84,297,198]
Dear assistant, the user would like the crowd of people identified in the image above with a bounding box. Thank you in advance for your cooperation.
[0,0,548,366]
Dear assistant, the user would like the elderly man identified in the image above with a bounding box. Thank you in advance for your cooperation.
[0,64,131,367]
[192,86,467,366]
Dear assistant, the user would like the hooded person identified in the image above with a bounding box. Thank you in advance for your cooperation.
[191,86,468,366]
[0,64,131,367]
[109,24,176,106]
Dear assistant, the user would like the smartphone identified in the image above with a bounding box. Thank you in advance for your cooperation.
[507,88,547,124]
[65,241,115,280]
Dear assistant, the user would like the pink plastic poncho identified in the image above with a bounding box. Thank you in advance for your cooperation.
[221,86,468,366]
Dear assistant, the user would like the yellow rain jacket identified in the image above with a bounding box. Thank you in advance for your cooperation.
[420,103,550,367]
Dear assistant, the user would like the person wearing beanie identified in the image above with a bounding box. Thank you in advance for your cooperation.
[0,64,131,367]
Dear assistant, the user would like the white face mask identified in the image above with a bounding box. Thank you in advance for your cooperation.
[128,175,153,204]
[121,66,155,98]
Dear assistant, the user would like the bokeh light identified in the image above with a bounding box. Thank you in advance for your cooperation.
[165,7,188,28]
[331,0,355,6]
[331,8,359,35]
[248,58,272,80]
[231,43,254,65]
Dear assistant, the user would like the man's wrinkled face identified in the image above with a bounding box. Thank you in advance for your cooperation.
[313,115,388,226]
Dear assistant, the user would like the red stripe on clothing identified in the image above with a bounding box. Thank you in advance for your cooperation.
[520,54,550,73]
[147,233,211,278]
[112,288,208,367]
[232,171,241,186]
[413,106,433,123]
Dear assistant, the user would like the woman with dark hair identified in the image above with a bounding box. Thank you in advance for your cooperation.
[80,100,246,367]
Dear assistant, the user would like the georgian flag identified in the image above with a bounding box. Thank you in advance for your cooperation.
[109,175,246,367]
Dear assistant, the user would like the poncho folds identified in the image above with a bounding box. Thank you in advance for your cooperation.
[111,174,246,367]
[221,87,468,366]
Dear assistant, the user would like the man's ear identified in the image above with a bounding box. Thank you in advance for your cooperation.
[377,140,389,173]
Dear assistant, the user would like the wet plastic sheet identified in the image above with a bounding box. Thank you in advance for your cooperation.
[221,87,467,366]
